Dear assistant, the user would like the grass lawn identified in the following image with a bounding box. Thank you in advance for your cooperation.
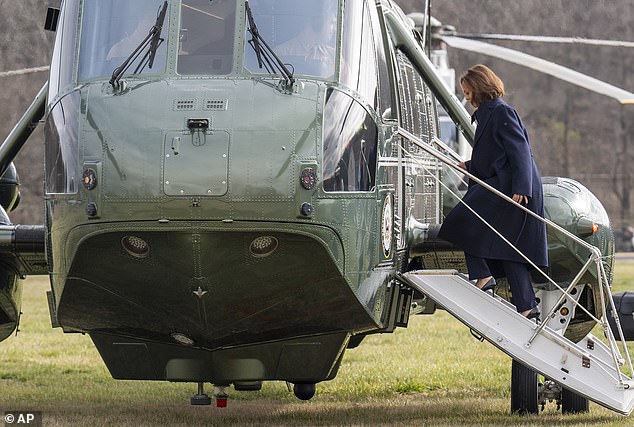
[1,259,634,426]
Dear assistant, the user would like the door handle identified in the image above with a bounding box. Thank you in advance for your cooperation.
[171,136,181,155]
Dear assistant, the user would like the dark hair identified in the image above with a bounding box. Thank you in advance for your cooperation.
[460,64,505,106]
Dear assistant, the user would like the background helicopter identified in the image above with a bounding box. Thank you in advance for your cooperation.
[0,0,634,416]
[401,0,634,232]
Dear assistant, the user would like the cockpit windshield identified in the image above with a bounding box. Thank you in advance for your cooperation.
[177,0,237,75]
[244,0,339,79]
[78,0,169,80]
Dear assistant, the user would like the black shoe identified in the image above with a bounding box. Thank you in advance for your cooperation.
[480,277,496,293]
[526,307,541,323]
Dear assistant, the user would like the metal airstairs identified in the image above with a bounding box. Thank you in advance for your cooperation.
[394,127,634,415]
[401,271,634,415]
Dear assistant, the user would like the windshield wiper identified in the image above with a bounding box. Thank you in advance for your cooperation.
[245,1,295,87]
[110,1,169,87]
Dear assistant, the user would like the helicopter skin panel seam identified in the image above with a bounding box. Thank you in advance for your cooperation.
[442,36,634,104]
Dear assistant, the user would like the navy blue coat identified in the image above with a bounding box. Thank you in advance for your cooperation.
[438,97,548,268]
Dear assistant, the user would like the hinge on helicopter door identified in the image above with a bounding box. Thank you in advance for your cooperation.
[582,355,591,368]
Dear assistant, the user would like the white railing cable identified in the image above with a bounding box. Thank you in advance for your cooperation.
[429,139,628,368]
[401,128,634,379]
[400,128,624,329]
[396,137,600,323]
[395,127,633,379]
[397,137,630,380]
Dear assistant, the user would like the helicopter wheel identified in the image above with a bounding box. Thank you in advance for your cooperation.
[561,387,589,414]
[511,359,539,415]
[190,382,212,406]
[293,383,316,401]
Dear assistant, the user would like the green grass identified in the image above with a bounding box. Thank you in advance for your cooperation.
[1,260,634,426]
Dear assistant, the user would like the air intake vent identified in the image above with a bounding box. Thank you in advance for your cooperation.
[174,99,196,111]
[204,99,227,111]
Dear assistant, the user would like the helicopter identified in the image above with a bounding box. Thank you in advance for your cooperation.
[1,0,634,416]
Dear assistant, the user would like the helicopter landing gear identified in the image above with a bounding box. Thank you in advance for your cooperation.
[293,382,316,400]
[190,382,212,406]
[512,362,588,415]
[190,383,230,407]
[561,387,589,414]
[511,360,538,415]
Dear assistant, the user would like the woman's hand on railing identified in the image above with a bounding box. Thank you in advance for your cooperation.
[513,194,529,205]
[457,161,467,170]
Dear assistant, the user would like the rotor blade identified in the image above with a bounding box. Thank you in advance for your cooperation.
[455,33,634,48]
[442,36,634,105]
[0,66,49,78]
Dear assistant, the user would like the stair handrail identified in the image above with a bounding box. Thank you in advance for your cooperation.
[396,135,599,323]
[395,126,634,381]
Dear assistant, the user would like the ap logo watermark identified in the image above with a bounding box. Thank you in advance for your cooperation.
[4,412,42,427]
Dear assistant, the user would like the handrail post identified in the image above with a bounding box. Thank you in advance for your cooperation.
[600,261,634,377]
[527,256,594,345]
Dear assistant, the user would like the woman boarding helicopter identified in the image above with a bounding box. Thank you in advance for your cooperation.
[438,64,547,319]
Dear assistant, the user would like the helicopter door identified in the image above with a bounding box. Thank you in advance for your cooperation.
[394,50,441,225]
[163,130,229,196]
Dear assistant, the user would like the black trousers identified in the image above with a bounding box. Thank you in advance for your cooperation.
[464,252,537,313]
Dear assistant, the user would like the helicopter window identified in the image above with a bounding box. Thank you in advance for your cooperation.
[243,0,338,79]
[177,0,236,75]
[78,0,169,80]
[45,92,81,195]
[439,116,458,149]
[323,89,378,192]
[48,0,80,100]
[340,0,379,110]
[367,1,395,120]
